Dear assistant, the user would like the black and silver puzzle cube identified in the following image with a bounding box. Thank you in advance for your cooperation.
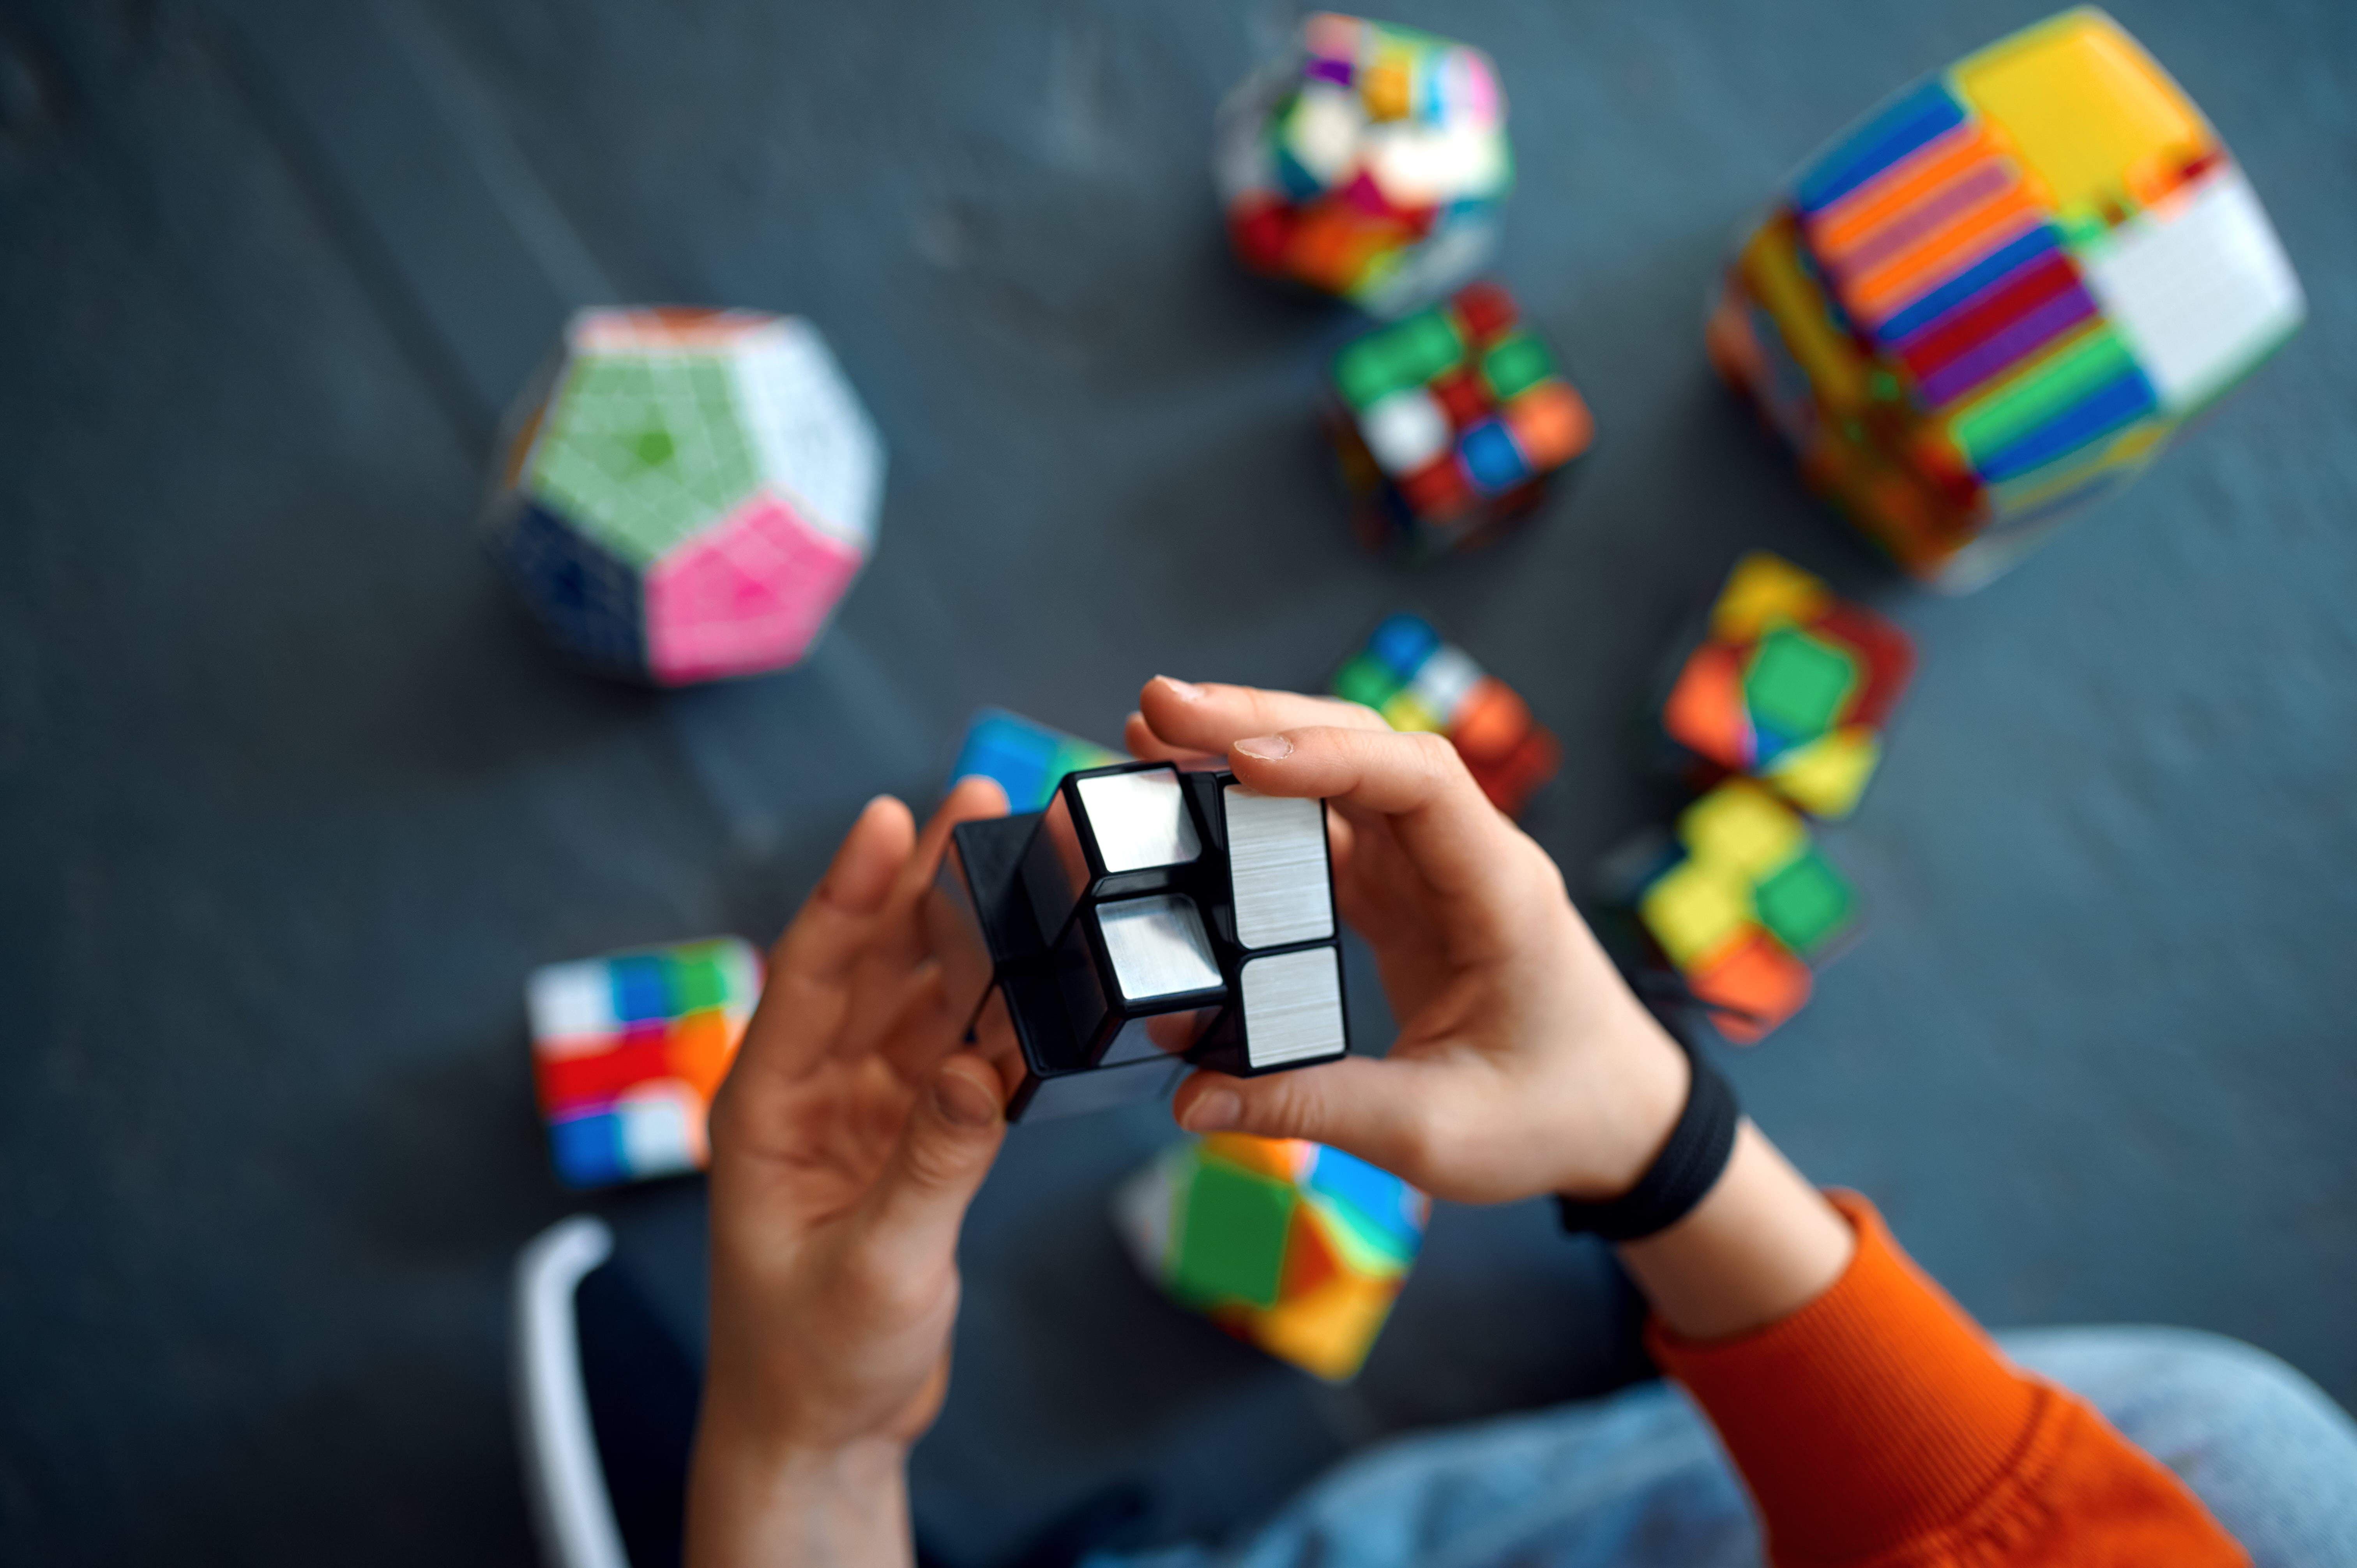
[929,759,1350,1121]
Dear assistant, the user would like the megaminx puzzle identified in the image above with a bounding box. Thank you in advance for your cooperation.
[1663,553,1915,819]
[1333,613,1560,818]
[1216,13,1512,317]
[948,708,1124,815]
[1113,1133,1428,1381]
[1707,8,2302,589]
[486,307,885,683]
[1327,282,1592,557]
[527,937,763,1187]
[1608,781,1860,1044]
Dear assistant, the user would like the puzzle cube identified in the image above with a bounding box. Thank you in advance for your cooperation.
[948,708,1124,815]
[1113,1133,1428,1381]
[1610,782,1859,1044]
[931,761,1348,1121]
[527,937,763,1187]
[1333,613,1560,818]
[1707,9,2303,589]
[1664,553,1916,818]
[1216,13,1512,316]
[1327,283,1593,556]
[486,307,885,682]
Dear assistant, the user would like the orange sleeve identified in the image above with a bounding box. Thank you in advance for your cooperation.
[1647,1193,2248,1568]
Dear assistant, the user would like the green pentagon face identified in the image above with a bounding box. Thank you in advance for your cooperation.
[530,354,760,565]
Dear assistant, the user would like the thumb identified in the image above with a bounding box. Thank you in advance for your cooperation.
[1171,1057,1437,1182]
[859,1054,1008,1273]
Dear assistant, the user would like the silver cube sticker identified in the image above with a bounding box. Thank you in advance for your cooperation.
[1239,947,1346,1068]
[1095,894,1221,1003]
[1075,768,1202,873]
[1223,787,1334,949]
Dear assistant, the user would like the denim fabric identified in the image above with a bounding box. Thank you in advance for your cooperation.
[1094,1328,2357,1568]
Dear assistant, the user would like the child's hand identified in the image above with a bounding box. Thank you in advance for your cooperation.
[688,781,1008,1568]
[1127,678,1689,1206]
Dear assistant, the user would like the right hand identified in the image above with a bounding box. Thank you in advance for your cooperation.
[1127,677,1690,1205]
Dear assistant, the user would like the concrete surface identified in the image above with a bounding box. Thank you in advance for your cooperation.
[1,0,2351,1561]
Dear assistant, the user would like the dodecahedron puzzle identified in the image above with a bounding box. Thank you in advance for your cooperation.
[1333,613,1560,819]
[931,761,1348,1121]
[1327,282,1592,556]
[527,937,763,1187]
[1707,9,2303,589]
[1113,1133,1428,1381]
[1664,553,1916,818]
[1608,781,1859,1044]
[948,708,1124,815]
[486,307,885,683]
[1216,13,1512,317]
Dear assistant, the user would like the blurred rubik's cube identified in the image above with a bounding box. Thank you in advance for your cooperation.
[1610,782,1859,1044]
[486,307,884,683]
[1707,9,2303,589]
[1113,1134,1428,1382]
[1328,283,1593,556]
[527,938,762,1187]
[1216,13,1512,316]
[1334,613,1559,818]
[1665,553,1915,819]
[947,708,1124,814]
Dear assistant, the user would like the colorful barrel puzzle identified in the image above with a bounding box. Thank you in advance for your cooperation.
[1707,9,2303,588]
[948,708,1125,814]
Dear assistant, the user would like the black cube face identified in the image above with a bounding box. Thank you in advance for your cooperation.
[933,760,1349,1121]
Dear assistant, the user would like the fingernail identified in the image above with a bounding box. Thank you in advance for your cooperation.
[1233,734,1292,761]
[1182,1088,1242,1132]
[1156,676,1203,701]
[934,1070,999,1128]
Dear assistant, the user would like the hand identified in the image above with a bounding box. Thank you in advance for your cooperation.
[687,781,1010,1568]
[1126,677,1689,1206]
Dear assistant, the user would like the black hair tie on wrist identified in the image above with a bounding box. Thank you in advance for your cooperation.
[1555,994,1741,1243]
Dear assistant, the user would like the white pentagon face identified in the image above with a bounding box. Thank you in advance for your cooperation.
[1223,788,1333,950]
[732,317,887,549]
[1095,895,1221,1003]
[1075,768,1201,873]
[1240,948,1346,1068]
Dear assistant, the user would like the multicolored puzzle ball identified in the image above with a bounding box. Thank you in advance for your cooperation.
[1327,282,1593,557]
[1216,13,1512,317]
[1707,8,2303,590]
[1664,553,1916,819]
[486,307,885,683]
[1113,1134,1428,1382]
[1629,781,1860,1044]
[527,937,763,1188]
[948,708,1124,815]
[1333,613,1560,818]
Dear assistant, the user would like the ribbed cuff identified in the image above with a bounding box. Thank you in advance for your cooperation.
[1647,1193,2056,1564]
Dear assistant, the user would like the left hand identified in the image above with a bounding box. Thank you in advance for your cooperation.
[687,779,1010,1568]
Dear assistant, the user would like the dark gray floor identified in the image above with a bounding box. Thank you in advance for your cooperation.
[2,0,2352,1561]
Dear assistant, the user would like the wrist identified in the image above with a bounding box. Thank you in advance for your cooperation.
[687,1407,912,1568]
[1559,1001,1691,1202]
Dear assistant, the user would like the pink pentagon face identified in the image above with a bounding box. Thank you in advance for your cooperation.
[643,490,866,685]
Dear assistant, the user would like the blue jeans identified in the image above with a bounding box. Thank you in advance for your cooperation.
[1096,1328,2357,1568]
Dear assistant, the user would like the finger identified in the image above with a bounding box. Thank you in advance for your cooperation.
[739,797,920,1083]
[855,1052,1008,1275]
[1136,677,1389,758]
[855,775,1011,984]
[1171,1058,1449,1182]
[1122,710,1221,767]
[1224,725,1514,909]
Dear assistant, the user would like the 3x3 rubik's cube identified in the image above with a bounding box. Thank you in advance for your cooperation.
[527,938,763,1187]
[1333,613,1560,818]
[1115,1133,1428,1381]
[1327,284,1594,557]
